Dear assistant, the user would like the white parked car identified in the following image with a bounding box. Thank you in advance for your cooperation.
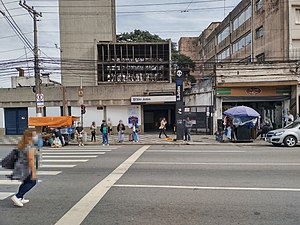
[266,119,300,147]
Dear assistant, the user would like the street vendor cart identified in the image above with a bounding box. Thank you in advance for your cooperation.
[28,116,80,146]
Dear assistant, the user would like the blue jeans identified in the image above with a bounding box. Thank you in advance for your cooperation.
[184,128,191,141]
[133,132,139,142]
[102,133,108,144]
[16,174,37,199]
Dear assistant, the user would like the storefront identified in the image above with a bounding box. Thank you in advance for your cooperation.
[217,85,297,129]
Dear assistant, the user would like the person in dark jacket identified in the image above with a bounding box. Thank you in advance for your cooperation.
[117,120,125,143]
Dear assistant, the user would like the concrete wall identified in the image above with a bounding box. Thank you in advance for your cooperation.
[0,83,175,108]
[46,107,61,116]
[0,83,173,132]
[0,108,4,128]
[59,0,116,86]
[289,1,300,59]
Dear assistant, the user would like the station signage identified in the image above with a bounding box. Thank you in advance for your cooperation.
[131,96,176,103]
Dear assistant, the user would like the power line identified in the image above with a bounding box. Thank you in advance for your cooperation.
[0,0,34,52]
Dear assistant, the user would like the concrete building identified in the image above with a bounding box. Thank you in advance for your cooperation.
[59,0,116,86]
[178,37,201,80]
[180,0,300,131]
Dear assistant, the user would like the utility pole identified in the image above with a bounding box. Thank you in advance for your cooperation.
[19,1,43,117]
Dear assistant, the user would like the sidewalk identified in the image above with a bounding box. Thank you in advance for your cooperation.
[0,133,267,146]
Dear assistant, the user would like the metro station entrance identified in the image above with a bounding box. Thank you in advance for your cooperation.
[143,104,175,132]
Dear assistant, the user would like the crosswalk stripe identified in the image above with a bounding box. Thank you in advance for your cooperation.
[42,150,111,152]
[0,171,62,176]
[43,147,118,150]
[0,192,14,200]
[42,152,106,155]
[40,164,76,168]
[37,171,62,175]
[0,180,21,185]
[43,159,88,163]
[43,155,97,158]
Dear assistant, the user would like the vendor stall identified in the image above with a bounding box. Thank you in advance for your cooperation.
[28,116,80,146]
[223,106,260,142]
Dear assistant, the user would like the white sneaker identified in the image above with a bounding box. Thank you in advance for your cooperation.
[106,144,109,146]
[102,144,105,146]
[11,195,23,207]
[20,198,29,204]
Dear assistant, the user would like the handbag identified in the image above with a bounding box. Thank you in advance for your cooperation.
[10,150,30,181]
[1,149,19,170]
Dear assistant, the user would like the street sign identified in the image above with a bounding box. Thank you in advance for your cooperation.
[176,70,182,77]
[78,88,84,97]
[36,93,44,108]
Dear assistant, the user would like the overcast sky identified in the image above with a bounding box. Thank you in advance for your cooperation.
[0,0,241,87]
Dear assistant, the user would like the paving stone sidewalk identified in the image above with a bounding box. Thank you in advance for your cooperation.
[0,133,267,146]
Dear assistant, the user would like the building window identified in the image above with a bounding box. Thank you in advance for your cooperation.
[256,0,264,11]
[256,26,264,39]
[232,5,252,31]
[217,47,230,62]
[256,53,265,63]
[296,9,300,24]
[239,56,251,63]
[232,32,252,53]
[217,26,230,44]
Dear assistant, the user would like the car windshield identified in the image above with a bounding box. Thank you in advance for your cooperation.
[284,122,300,129]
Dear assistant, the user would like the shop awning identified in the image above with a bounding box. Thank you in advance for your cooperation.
[28,116,80,127]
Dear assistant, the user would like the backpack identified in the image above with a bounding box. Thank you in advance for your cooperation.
[1,149,19,170]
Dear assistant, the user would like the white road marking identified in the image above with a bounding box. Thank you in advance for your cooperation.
[40,165,76,168]
[0,192,14,200]
[0,180,42,185]
[37,171,62,175]
[0,171,62,176]
[0,180,21,185]
[146,150,246,153]
[113,184,300,192]
[42,150,111,152]
[42,159,88,163]
[135,162,300,166]
[43,155,97,158]
[55,145,151,225]
[42,152,105,155]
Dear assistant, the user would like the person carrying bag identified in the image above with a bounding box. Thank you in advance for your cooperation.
[10,129,38,207]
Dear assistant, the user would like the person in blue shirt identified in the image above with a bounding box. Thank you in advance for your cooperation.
[100,120,109,146]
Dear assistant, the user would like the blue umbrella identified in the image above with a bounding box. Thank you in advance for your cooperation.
[224,106,260,117]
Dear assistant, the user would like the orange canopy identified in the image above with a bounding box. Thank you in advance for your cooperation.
[28,116,80,127]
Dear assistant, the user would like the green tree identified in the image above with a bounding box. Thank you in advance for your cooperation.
[117,29,196,79]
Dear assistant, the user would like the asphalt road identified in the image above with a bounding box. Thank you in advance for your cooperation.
[1,144,300,225]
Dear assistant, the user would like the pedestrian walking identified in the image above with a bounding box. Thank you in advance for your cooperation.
[184,117,193,141]
[117,120,125,143]
[90,121,97,142]
[11,129,38,207]
[131,120,139,142]
[75,122,84,146]
[100,120,109,145]
[158,117,168,138]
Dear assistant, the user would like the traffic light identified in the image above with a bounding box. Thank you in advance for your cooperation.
[81,105,86,114]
